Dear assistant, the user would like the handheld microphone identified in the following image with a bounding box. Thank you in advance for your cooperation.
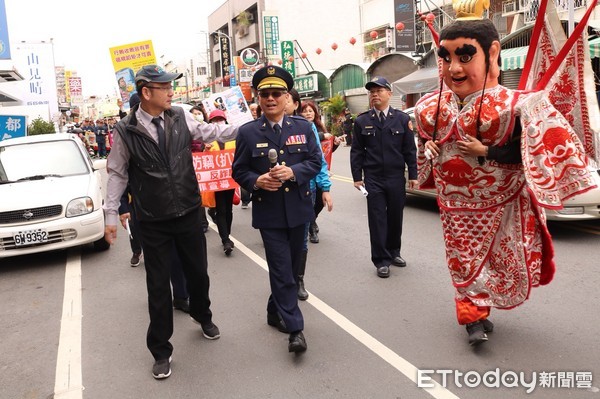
[268,148,278,169]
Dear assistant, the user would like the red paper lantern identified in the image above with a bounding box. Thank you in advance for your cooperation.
[370,30,378,39]
[420,14,427,21]
[426,13,435,23]
[331,43,338,51]
[288,56,294,62]
[349,37,356,45]
[395,22,405,32]
[316,48,322,55]
[277,59,283,65]
[301,52,307,58]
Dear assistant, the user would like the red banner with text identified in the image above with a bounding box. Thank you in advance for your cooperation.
[192,149,239,192]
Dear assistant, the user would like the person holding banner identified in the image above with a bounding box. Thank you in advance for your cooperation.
[104,64,239,379]
[206,109,237,256]
[350,76,418,279]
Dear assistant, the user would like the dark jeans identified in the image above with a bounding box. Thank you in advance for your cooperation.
[138,208,212,360]
[240,187,251,204]
[97,140,107,157]
[128,203,143,255]
[214,189,234,244]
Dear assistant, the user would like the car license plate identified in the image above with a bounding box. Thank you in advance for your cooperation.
[13,229,49,246]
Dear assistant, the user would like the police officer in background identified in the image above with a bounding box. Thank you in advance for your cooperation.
[350,77,418,278]
[232,66,321,353]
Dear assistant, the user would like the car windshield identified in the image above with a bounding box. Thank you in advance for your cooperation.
[0,139,89,182]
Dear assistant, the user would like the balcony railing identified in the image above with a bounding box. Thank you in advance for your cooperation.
[523,0,587,24]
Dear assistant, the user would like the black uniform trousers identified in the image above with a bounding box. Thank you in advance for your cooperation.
[365,175,406,268]
[260,225,305,333]
[138,207,212,360]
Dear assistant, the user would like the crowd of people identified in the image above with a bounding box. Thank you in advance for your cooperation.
[68,117,117,158]
[97,1,596,379]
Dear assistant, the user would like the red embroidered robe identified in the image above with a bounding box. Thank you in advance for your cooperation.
[414,86,595,308]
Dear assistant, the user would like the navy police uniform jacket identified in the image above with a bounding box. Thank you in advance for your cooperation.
[350,107,417,181]
[232,114,322,229]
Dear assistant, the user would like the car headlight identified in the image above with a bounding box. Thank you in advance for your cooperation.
[66,197,94,217]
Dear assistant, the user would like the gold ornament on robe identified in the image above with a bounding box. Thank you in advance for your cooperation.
[452,0,490,19]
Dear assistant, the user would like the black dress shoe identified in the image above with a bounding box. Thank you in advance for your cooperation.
[377,265,390,278]
[466,321,488,346]
[223,241,234,256]
[288,331,307,353]
[267,312,288,333]
[173,298,190,313]
[391,256,407,267]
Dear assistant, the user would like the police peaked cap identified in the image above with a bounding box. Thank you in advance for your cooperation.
[252,65,294,91]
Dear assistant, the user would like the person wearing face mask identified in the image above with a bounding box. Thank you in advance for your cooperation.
[205,109,236,256]
[189,105,210,232]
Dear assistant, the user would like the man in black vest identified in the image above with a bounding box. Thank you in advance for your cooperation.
[350,77,418,278]
[104,65,238,379]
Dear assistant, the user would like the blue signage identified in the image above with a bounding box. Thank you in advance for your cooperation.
[0,0,11,59]
[0,115,27,141]
[229,64,237,86]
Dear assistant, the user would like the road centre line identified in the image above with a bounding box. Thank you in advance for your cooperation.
[228,233,461,399]
[54,250,84,399]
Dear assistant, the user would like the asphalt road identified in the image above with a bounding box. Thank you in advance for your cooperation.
[1,145,599,399]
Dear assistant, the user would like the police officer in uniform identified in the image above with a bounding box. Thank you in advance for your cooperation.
[350,77,418,278]
[232,66,321,353]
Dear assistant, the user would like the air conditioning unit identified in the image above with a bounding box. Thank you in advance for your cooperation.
[502,0,519,14]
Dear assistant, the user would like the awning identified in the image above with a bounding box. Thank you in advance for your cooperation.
[392,67,440,95]
[501,39,600,72]
[500,47,528,71]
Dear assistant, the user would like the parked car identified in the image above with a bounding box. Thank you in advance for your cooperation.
[404,107,600,221]
[0,133,110,258]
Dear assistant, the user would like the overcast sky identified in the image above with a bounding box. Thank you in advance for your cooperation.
[4,0,225,97]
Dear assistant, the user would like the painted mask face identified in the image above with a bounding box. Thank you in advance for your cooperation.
[438,38,488,100]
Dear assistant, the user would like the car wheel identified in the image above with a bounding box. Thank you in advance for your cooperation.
[93,237,111,251]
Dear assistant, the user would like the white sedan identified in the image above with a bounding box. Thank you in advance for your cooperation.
[0,133,110,258]
[404,107,600,221]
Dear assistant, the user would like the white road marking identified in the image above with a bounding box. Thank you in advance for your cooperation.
[54,250,84,398]
[228,235,461,399]
[55,227,458,398]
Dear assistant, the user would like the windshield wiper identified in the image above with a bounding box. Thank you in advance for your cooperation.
[17,174,63,181]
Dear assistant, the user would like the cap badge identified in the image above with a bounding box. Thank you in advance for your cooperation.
[267,67,276,75]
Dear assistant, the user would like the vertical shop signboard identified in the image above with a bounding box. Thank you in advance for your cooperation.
[394,0,416,52]
[280,40,295,78]
[262,14,280,60]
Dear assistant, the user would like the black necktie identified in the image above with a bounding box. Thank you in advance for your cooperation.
[274,124,281,134]
[151,117,167,158]
[379,111,386,124]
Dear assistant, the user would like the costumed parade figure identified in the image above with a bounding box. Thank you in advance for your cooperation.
[415,0,599,345]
